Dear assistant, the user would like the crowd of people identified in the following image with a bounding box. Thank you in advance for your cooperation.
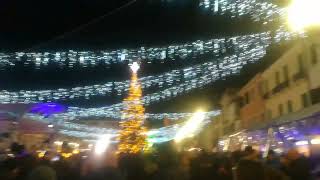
[0,142,318,180]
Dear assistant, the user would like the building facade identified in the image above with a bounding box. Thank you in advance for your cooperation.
[308,37,320,105]
[262,38,320,122]
[219,89,241,135]
[221,37,320,133]
[238,73,265,129]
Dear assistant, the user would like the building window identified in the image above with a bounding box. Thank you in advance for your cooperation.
[301,93,311,108]
[275,71,281,85]
[278,104,284,116]
[244,92,249,104]
[250,89,255,101]
[287,100,293,113]
[298,54,304,73]
[311,44,318,64]
[258,82,264,96]
[283,65,289,81]
[266,110,272,120]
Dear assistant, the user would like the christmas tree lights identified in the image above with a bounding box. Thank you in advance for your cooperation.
[118,63,148,153]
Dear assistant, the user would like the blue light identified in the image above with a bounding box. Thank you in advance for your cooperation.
[30,103,66,117]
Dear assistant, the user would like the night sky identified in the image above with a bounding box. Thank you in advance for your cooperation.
[0,0,290,113]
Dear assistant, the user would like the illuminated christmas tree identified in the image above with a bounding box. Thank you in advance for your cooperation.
[118,62,147,154]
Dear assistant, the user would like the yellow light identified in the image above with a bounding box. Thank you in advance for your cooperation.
[54,141,63,146]
[61,153,72,158]
[174,110,205,142]
[117,64,147,154]
[72,149,80,154]
[38,152,45,158]
[287,0,320,31]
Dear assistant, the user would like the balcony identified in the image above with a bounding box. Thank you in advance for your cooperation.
[272,81,289,95]
[293,70,306,82]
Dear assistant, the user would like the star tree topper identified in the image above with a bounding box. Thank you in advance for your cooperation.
[130,62,140,73]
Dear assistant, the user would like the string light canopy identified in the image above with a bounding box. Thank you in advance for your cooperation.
[199,0,285,24]
[0,32,271,70]
[0,32,273,104]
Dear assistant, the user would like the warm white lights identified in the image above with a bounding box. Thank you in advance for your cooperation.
[295,140,309,146]
[310,138,320,145]
[94,134,111,155]
[54,141,63,146]
[287,0,320,31]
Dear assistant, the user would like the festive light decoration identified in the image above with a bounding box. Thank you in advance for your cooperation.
[199,0,285,24]
[9,1,312,145]
[0,32,273,70]
[287,0,320,31]
[118,63,148,153]
[45,28,306,121]
[0,28,304,105]
[26,110,218,143]
[53,41,268,120]
[0,32,272,103]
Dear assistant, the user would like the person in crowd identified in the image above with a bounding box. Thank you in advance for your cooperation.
[242,146,260,161]
[266,150,281,169]
[0,142,316,180]
[27,165,57,180]
[285,149,312,180]
[236,159,265,180]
